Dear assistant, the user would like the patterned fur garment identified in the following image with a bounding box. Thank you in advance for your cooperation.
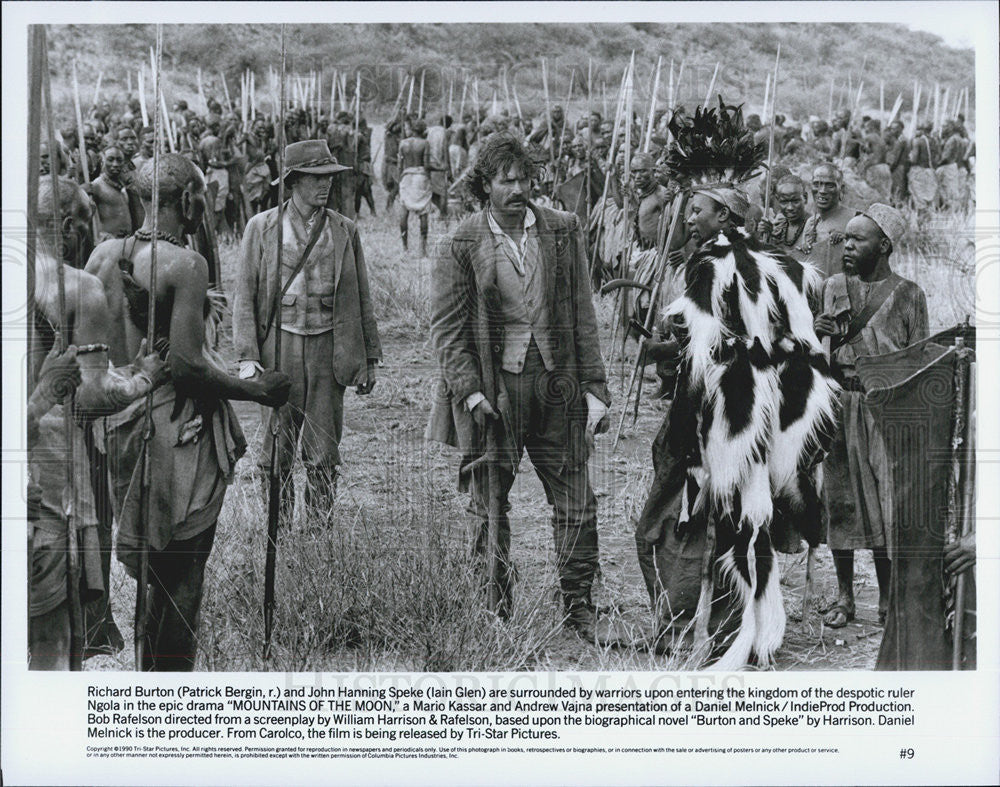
[664,226,839,670]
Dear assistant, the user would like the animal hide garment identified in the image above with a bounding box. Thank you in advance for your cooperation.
[664,226,839,669]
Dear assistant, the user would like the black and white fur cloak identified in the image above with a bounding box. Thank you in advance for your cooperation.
[664,226,839,670]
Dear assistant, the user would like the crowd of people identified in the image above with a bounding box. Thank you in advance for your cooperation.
[28,76,976,672]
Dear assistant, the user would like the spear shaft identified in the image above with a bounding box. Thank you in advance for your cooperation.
[762,44,781,219]
[263,25,287,662]
[134,23,164,671]
[42,26,83,671]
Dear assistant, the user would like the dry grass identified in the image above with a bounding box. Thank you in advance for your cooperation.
[85,177,970,673]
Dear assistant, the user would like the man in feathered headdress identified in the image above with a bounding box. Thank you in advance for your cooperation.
[633,100,839,669]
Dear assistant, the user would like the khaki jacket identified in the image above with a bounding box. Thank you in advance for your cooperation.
[232,204,381,386]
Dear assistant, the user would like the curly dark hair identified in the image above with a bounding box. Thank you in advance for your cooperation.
[467,132,536,206]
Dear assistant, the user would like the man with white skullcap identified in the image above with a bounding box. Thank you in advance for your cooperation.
[814,203,928,630]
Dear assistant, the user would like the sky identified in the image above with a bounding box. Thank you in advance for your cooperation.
[905,15,977,49]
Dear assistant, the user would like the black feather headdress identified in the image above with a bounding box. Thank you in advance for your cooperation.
[665,97,767,188]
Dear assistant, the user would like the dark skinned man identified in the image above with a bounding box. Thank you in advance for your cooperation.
[86,154,291,670]
[814,204,928,629]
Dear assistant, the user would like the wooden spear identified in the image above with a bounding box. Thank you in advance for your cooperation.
[406,69,415,115]
[828,75,835,119]
[197,67,208,114]
[417,69,426,117]
[263,24,288,662]
[134,22,165,671]
[458,72,467,120]
[763,44,781,220]
[42,26,84,672]
[220,70,232,113]
[138,68,148,127]
[92,70,104,110]
[644,55,662,152]
[703,61,720,108]
[541,58,555,177]
[71,63,92,185]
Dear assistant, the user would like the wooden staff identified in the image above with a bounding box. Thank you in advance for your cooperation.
[458,73,467,121]
[908,81,921,140]
[828,75,835,120]
[502,65,511,116]
[353,70,361,165]
[197,67,207,114]
[388,73,409,124]
[933,81,940,133]
[134,23,165,671]
[71,63,92,185]
[92,70,104,110]
[588,64,628,287]
[611,190,688,451]
[159,86,176,153]
[644,55,662,152]
[762,44,781,219]
[511,81,524,129]
[27,27,43,401]
[953,349,975,669]
[128,69,133,95]
[666,60,674,144]
[217,69,230,115]
[551,67,575,194]
[703,61,719,108]
[406,69,415,115]
[263,24,287,662]
[41,26,84,671]
[241,71,247,130]
[541,58,555,178]
[71,63,101,243]
[586,57,593,226]
[887,93,904,127]
[762,73,770,121]
[417,69,426,117]
[940,85,951,129]
[945,339,971,669]
[138,68,148,127]
[612,53,636,386]
[331,69,338,118]
[448,71,454,118]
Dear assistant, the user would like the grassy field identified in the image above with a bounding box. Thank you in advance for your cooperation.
[85,171,974,673]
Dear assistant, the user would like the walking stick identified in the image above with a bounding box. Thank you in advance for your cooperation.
[134,23,165,671]
[263,25,288,662]
[41,27,84,671]
[72,63,102,246]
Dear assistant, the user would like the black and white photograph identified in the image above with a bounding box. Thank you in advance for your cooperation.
[3,2,998,785]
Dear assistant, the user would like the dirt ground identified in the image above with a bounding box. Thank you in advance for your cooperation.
[88,174,882,672]
[227,324,882,672]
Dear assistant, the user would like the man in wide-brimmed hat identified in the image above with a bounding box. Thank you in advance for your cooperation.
[234,139,381,518]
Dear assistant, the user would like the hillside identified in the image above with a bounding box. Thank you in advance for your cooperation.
[46,22,974,125]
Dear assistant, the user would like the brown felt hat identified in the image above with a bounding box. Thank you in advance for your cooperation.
[272,139,351,185]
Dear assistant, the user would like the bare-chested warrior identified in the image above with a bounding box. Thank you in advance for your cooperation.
[397,118,433,256]
[86,154,291,670]
[84,146,134,242]
[29,177,167,668]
